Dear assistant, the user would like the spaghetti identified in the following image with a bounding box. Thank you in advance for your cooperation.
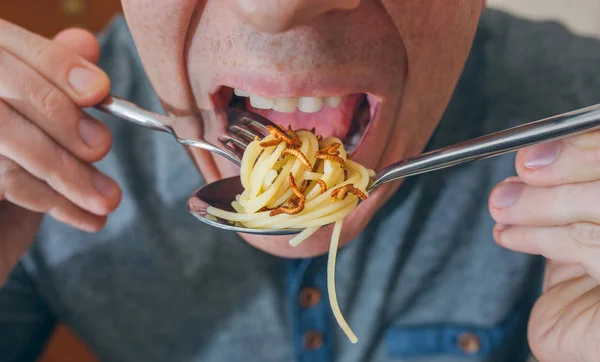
[207,125,372,343]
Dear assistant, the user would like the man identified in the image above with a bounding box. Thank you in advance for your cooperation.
[0,0,599,361]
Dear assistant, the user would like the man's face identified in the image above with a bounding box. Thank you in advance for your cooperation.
[121,0,483,257]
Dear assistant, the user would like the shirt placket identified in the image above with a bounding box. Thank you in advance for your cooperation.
[285,257,333,362]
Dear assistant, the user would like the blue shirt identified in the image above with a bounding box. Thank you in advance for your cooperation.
[2,9,600,362]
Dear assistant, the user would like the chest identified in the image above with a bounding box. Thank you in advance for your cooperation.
[31,144,539,362]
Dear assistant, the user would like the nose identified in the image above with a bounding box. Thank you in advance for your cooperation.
[226,0,361,33]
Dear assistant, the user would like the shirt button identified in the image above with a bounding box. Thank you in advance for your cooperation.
[457,332,481,354]
[298,287,321,308]
[303,330,324,350]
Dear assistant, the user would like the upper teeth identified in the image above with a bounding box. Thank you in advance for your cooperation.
[233,88,249,97]
[234,88,342,113]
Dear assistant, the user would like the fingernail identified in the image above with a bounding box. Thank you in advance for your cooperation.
[492,182,523,209]
[524,141,560,169]
[78,117,105,148]
[68,66,103,95]
[92,172,116,198]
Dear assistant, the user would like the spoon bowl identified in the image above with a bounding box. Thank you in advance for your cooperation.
[188,176,304,235]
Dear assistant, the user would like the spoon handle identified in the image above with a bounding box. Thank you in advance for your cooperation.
[370,103,600,190]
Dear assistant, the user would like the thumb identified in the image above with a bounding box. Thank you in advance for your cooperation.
[53,28,101,64]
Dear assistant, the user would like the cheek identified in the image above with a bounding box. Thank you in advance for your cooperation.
[377,0,483,157]
[121,0,200,112]
[381,0,482,78]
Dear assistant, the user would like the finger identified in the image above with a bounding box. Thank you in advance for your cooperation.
[494,222,600,280]
[53,28,100,63]
[0,19,109,105]
[489,178,600,227]
[516,130,600,186]
[0,156,106,232]
[0,49,111,162]
[543,260,587,291]
[528,274,599,362]
[0,102,121,215]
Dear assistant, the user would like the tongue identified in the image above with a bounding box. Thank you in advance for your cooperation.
[245,94,364,140]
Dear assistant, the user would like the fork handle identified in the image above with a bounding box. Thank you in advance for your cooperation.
[94,95,172,133]
[370,103,600,191]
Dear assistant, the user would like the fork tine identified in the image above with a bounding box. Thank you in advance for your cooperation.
[229,124,259,142]
[220,134,250,149]
[226,108,272,137]
[245,119,270,136]
[219,136,246,160]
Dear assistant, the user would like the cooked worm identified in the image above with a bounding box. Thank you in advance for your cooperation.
[349,187,367,200]
[279,178,309,210]
[318,142,341,155]
[288,173,305,199]
[266,125,301,147]
[330,184,367,202]
[270,197,306,216]
[282,148,313,169]
[260,139,282,148]
[300,179,308,193]
[317,180,327,194]
[333,184,352,199]
[286,125,301,145]
[315,153,346,168]
[330,184,353,202]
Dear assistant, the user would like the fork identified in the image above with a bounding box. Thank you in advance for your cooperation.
[94,95,273,166]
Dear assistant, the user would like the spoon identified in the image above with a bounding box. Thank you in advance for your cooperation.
[188,103,600,235]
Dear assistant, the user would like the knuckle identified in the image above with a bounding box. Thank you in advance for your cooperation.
[46,146,81,189]
[554,184,585,219]
[56,147,77,173]
[36,85,66,120]
[0,102,15,133]
[568,222,600,248]
[0,48,7,70]
[27,39,53,66]
[0,157,23,199]
[57,146,77,169]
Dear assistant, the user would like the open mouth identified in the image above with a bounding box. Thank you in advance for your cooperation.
[214,86,377,153]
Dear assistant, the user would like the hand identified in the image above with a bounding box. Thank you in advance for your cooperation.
[0,21,121,284]
[489,133,600,361]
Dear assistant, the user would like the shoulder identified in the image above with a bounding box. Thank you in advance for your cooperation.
[480,9,600,120]
[431,9,600,148]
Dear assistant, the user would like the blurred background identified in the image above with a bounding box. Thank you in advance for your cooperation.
[0,0,598,361]
[488,0,600,38]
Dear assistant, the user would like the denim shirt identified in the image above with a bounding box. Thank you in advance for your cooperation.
[1,9,600,362]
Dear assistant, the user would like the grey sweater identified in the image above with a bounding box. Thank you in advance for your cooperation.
[1,9,599,362]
